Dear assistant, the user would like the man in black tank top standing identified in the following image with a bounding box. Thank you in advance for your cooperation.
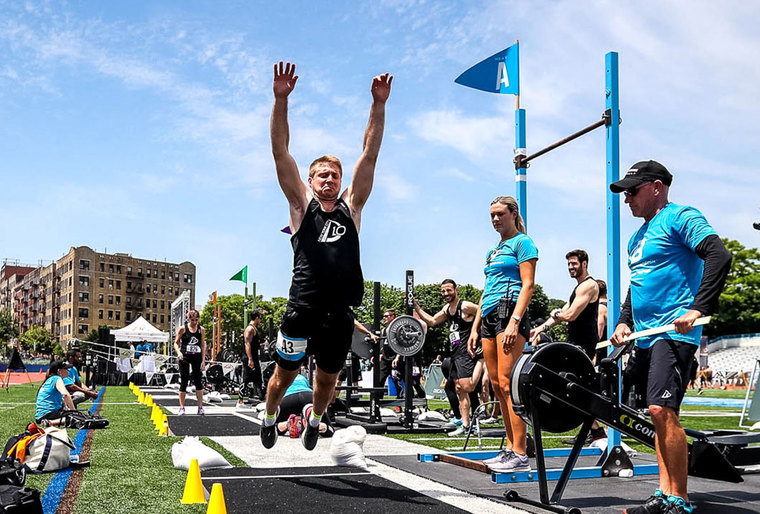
[261,61,392,451]
[414,279,483,436]
[530,249,605,442]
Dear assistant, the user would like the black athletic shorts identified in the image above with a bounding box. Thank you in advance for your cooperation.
[480,303,530,340]
[275,304,355,374]
[450,343,480,380]
[626,338,697,411]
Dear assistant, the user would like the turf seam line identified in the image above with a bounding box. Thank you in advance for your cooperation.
[200,472,374,480]
[41,386,106,514]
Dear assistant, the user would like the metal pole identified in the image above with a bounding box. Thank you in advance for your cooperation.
[404,270,414,429]
[605,51,622,449]
[515,108,528,229]
[523,118,606,164]
[371,281,382,423]
[244,283,249,327]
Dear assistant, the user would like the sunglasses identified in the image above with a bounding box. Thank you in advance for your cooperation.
[623,182,652,198]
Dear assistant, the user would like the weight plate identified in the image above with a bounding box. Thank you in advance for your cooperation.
[386,315,425,356]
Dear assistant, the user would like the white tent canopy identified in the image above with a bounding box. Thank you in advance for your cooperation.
[110,316,169,343]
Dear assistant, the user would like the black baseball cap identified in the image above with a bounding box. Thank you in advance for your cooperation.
[610,160,673,193]
[49,360,73,373]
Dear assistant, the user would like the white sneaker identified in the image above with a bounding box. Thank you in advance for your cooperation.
[235,401,254,411]
[489,451,530,473]
[481,416,499,425]
[482,449,511,465]
[447,425,468,437]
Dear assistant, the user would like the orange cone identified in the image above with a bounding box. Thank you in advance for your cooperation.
[206,483,227,514]
[181,459,206,504]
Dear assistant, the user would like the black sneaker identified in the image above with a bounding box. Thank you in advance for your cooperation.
[623,494,669,514]
[260,409,279,449]
[562,433,593,446]
[300,403,319,451]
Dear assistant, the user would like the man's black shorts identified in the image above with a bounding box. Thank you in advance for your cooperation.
[480,303,530,340]
[626,338,697,411]
[449,342,481,380]
[275,304,354,374]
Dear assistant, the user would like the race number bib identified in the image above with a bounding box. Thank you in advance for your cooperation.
[449,331,462,345]
[276,331,308,361]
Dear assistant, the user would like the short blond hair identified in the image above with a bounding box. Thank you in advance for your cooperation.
[309,155,343,178]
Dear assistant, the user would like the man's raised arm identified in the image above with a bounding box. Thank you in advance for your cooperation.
[344,72,393,212]
[271,61,308,213]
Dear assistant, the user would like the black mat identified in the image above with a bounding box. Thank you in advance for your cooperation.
[201,466,467,513]
[168,414,260,436]
[371,454,760,514]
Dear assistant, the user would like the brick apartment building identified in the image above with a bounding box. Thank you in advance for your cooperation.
[1,246,195,342]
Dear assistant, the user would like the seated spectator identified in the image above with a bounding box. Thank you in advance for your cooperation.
[273,373,333,437]
[36,361,76,426]
[65,349,98,406]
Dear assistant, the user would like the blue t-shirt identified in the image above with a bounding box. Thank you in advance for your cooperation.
[135,344,145,358]
[68,366,81,385]
[481,232,539,316]
[36,376,64,419]
[144,343,154,353]
[284,374,312,397]
[627,203,716,348]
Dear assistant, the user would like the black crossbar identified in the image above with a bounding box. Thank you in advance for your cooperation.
[515,110,610,168]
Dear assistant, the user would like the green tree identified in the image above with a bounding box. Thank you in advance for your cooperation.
[707,239,760,337]
[0,309,19,356]
[20,325,61,357]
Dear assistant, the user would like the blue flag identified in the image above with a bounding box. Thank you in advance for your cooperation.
[455,42,519,95]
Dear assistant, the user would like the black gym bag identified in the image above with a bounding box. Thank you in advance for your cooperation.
[0,485,42,514]
[63,410,109,430]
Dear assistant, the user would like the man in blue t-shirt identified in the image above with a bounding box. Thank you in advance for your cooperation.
[609,160,732,514]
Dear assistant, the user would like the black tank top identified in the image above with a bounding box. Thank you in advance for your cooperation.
[445,300,474,350]
[180,323,203,354]
[288,198,364,308]
[566,276,599,350]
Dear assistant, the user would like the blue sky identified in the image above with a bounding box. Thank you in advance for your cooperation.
[1,1,758,310]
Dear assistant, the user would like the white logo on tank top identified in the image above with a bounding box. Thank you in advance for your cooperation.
[318,219,347,243]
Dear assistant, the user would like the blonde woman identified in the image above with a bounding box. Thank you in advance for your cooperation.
[468,196,537,472]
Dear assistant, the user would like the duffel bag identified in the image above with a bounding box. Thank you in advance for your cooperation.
[0,484,43,513]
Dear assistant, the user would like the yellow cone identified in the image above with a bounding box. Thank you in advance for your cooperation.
[137,391,144,403]
[181,459,206,504]
[206,483,227,514]
[128,382,134,391]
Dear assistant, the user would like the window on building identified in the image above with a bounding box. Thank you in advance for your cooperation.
[80,292,89,302]
[116,280,121,290]
[79,259,90,271]
[175,272,179,281]
[138,267,143,277]
[116,296,121,305]
[169,286,173,295]
[69,277,72,286]
[98,310,103,319]
[160,300,165,310]
[160,314,165,324]
[98,294,104,304]
[116,265,122,274]
[127,266,132,275]
[115,311,120,321]
[153,299,157,308]
[153,285,157,293]
[184,274,192,283]
[100,263,105,272]
[78,308,88,318]
[68,293,72,303]
[108,279,114,290]
[78,324,88,334]
[126,312,131,322]
[108,310,113,320]
[109,264,114,273]
[152,314,157,323]
[161,285,165,294]
[79,276,89,286]
[108,295,114,305]
[99,278,104,288]
[126,297,132,306]
[161,271,166,279]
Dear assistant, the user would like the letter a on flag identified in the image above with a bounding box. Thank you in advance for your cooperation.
[230,266,247,283]
[455,42,519,95]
